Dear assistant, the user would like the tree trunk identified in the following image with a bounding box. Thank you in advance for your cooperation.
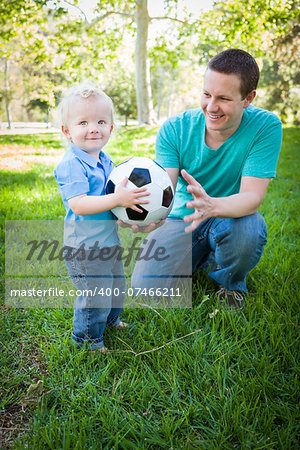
[156,66,164,120]
[4,59,12,129]
[135,0,155,125]
[46,106,50,128]
[167,70,174,118]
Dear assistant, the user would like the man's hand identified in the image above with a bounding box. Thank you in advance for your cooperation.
[181,170,271,233]
[181,169,215,233]
[117,218,165,234]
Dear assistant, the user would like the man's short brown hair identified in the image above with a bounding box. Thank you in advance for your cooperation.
[207,49,260,99]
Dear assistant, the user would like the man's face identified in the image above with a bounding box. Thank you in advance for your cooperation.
[201,69,255,136]
[62,96,113,154]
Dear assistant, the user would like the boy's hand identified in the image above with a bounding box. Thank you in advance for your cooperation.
[115,177,150,213]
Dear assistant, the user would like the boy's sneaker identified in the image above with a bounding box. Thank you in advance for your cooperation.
[216,287,246,310]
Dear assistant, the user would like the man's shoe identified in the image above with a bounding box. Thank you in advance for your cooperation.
[216,287,246,310]
[115,321,129,329]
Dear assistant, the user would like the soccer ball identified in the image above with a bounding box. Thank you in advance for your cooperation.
[105,156,174,226]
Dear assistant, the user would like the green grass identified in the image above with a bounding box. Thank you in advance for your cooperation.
[0,133,62,149]
[106,125,159,163]
[0,127,299,449]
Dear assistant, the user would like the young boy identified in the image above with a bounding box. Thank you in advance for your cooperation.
[54,83,149,352]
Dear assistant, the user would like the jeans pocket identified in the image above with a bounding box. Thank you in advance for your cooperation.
[65,251,86,287]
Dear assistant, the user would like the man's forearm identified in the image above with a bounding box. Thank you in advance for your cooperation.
[182,171,270,232]
[211,191,263,218]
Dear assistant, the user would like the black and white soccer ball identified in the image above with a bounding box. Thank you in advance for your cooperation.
[105,156,174,226]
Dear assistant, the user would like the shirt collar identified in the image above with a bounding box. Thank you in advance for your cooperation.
[70,143,108,168]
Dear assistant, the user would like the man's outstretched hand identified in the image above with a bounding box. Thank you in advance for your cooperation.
[117,218,165,234]
[181,169,215,233]
[118,168,216,234]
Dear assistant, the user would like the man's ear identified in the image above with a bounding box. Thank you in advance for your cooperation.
[62,125,71,139]
[243,90,256,109]
[110,124,114,133]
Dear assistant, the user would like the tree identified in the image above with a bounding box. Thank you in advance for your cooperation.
[149,30,193,119]
[54,0,194,124]
[0,0,60,127]
[202,0,295,52]
[270,0,300,123]
[197,0,299,122]
[103,63,137,125]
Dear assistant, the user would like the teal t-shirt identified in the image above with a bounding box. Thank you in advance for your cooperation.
[156,105,282,219]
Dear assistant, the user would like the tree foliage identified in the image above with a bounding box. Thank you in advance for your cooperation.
[204,0,295,50]
[0,0,298,125]
[196,0,299,123]
[103,62,137,125]
[50,0,196,124]
[0,0,63,125]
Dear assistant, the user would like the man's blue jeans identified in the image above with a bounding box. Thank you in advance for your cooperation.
[132,213,267,295]
[65,247,126,350]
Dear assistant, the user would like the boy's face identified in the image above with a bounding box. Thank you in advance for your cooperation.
[62,96,113,154]
[201,69,255,137]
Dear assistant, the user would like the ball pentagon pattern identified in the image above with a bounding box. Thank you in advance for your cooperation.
[105,157,174,226]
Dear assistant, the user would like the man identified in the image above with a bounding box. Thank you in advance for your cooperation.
[131,49,282,310]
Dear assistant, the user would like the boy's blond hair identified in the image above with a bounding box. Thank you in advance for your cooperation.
[58,82,114,127]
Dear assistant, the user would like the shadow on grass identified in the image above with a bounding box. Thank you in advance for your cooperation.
[0,170,41,189]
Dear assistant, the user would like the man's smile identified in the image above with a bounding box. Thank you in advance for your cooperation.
[207,112,224,119]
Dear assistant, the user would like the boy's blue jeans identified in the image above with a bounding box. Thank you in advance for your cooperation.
[65,246,126,350]
[132,213,267,295]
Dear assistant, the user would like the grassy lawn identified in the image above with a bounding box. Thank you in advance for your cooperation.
[0,126,299,449]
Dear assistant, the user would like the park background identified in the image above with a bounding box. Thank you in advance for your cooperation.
[1,0,299,129]
[0,0,299,448]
